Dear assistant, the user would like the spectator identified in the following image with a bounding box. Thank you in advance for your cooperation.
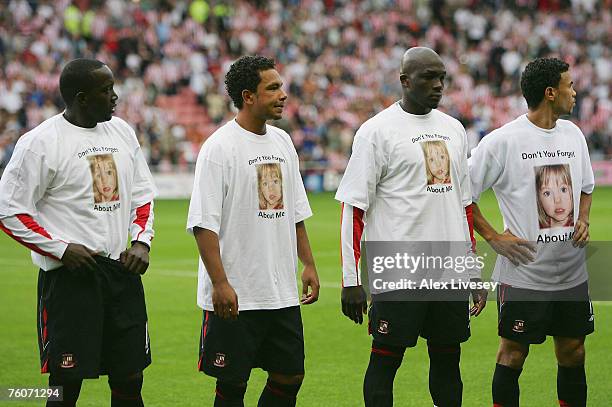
[0,0,610,181]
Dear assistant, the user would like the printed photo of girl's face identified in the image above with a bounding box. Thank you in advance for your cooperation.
[88,154,119,203]
[535,164,574,229]
[257,163,284,210]
[428,145,449,183]
[422,141,452,185]
[538,175,572,226]
[261,170,281,207]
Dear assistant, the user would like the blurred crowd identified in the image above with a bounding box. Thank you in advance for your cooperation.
[0,0,610,180]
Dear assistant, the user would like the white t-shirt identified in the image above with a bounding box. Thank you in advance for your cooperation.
[0,114,157,271]
[469,114,595,290]
[187,119,312,311]
[336,102,472,242]
[335,102,476,284]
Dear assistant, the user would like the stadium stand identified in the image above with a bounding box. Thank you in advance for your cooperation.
[0,0,610,188]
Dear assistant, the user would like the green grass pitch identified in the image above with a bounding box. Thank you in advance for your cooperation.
[1,189,611,406]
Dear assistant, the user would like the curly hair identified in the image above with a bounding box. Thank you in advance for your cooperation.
[520,58,569,109]
[224,55,275,109]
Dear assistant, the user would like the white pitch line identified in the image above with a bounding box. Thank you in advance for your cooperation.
[2,260,612,298]
[0,249,340,268]
[0,262,342,289]
[0,260,33,268]
[149,269,341,288]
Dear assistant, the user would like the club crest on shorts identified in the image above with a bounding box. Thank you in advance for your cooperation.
[214,352,226,368]
[60,353,76,369]
[512,320,525,333]
[377,320,389,335]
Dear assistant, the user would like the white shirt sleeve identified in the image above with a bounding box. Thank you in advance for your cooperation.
[129,201,155,248]
[292,149,312,223]
[459,126,473,207]
[578,130,595,194]
[335,127,384,211]
[0,215,68,259]
[0,142,68,259]
[130,143,158,207]
[129,142,157,247]
[0,142,51,217]
[468,136,504,203]
[340,203,365,287]
[186,143,225,235]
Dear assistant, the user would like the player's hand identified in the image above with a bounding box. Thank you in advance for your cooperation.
[61,243,98,272]
[120,242,150,275]
[572,218,589,248]
[301,264,320,305]
[341,286,367,324]
[212,280,238,320]
[469,278,488,317]
[489,229,536,266]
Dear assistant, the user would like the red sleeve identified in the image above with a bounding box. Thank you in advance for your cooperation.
[340,203,365,287]
[465,204,476,253]
[0,214,67,259]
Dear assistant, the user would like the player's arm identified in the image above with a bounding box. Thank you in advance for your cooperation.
[458,127,487,315]
[0,215,100,271]
[188,142,236,319]
[468,135,535,266]
[335,129,382,324]
[574,128,594,247]
[193,227,238,319]
[122,139,157,275]
[464,204,487,316]
[0,143,97,271]
[572,192,592,247]
[122,200,154,275]
[289,138,319,305]
[471,203,535,266]
[340,203,368,324]
[296,221,320,305]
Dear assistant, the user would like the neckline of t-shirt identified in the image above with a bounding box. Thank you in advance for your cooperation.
[521,114,557,136]
[232,119,271,143]
[394,101,434,120]
[60,112,100,133]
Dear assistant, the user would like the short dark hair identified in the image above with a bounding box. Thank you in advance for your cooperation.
[59,59,105,106]
[225,56,275,109]
[520,58,569,109]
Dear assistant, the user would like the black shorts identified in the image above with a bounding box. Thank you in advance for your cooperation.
[37,256,151,380]
[198,306,304,382]
[497,282,594,345]
[368,294,471,348]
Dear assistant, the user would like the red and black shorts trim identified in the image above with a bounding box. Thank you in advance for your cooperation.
[496,282,594,344]
[198,306,305,382]
[37,256,151,380]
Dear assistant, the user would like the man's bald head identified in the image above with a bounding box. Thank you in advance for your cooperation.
[398,47,447,114]
[400,47,444,77]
